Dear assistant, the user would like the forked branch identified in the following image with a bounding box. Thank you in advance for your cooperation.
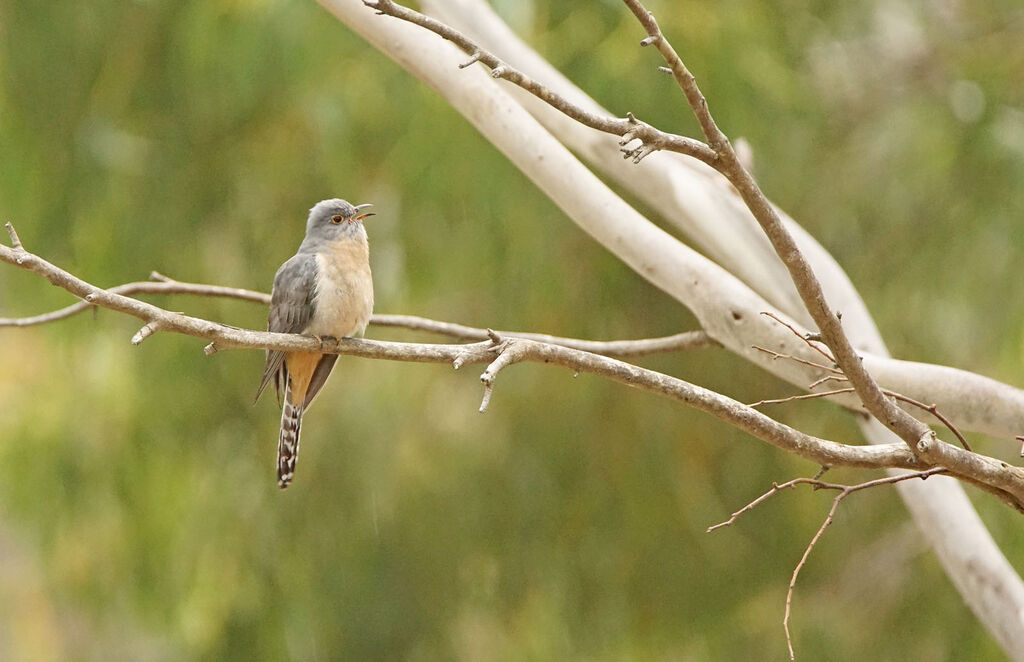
[362,0,718,167]
[708,468,946,659]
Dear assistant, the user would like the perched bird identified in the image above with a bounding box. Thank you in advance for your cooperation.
[255,198,375,488]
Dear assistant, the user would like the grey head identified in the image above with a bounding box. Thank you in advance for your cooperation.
[298,198,374,251]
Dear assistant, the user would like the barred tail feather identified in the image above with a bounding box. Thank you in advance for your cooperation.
[278,397,304,489]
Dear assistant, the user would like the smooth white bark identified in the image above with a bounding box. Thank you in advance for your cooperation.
[319,0,1024,656]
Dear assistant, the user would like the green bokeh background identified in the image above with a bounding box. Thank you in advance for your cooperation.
[1,0,1023,659]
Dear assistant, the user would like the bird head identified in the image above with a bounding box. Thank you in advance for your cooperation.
[304,198,375,243]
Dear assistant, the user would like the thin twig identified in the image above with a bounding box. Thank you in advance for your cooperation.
[5,222,23,250]
[0,270,717,358]
[361,0,718,167]
[751,386,972,452]
[708,468,945,659]
[706,477,809,532]
[761,311,835,364]
[783,469,946,659]
[751,322,972,450]
[884,391,972,452]
[751,345,843,375]
[808,374,847,389]
[0,276,270,327]
[748,387,856,408]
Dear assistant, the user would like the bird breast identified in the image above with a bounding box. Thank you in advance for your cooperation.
[308,239,374,338]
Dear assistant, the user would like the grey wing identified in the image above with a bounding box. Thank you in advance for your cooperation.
[254,253,318,404]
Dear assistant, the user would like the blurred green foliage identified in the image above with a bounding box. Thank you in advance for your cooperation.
[1,0,1023,659]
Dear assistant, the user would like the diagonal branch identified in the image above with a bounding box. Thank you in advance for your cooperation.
[619,0,932,453]
[362,0,717,167]
[360,0,943,462]
[317,2,1024,656]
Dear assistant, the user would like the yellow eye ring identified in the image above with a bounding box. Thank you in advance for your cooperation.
[330,215,344,224]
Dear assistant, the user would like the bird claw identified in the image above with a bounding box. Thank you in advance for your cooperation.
[313,334,338,349]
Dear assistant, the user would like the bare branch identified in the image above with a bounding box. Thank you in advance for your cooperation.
[782,469,946,659]
[709,469,945,659]
[374,314,718,356]
[0,275,269,327]
[761,310,834,364]
[0,270,717,358]
[619,0,933,452]
[748,387,855,408]
[751,344,842,376]
[130,321,161,345]
[320,1,1024,654]
[0,233,944,478]
[5,222,23,250]
[361,0,717,167]
[412,0,1024,441]
[706,477,808,533]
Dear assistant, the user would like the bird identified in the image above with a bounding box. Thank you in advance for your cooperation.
[255,198,375,488]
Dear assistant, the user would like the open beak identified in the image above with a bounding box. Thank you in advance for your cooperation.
[353,203,375,221]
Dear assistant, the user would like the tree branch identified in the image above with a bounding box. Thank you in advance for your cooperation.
[708,467,945,659]
[620,0,932,453]
[358,0,958,462]
[315,1,1024,655]
[0,228,952,481]
[0,270,717,358]
[362,0,718,167]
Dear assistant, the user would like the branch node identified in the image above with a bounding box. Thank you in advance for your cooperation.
[657,66,672,75]
[84,292,97,303]
[204,342,219,356]
[478,380,494,413]
[490,65,508,79]
[640,35,659,47]
[131,321,161,345]
[4,222,24,250]
[916,431,935,454]
[149,271,172,282]
[458,51,482,69]
[486,328,502,344]
[626,111,638,124]
[631,144,656,164]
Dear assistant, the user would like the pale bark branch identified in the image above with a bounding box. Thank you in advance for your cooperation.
[362,0,718,167]
[5,233,1024,510]
[348,0,1024,492]
[0,270,716,358]
[321,2,1024,654]
[1,233,937,478]
[621,0,929,453]
[361,0,955,463]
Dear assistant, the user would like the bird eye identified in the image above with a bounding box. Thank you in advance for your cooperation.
[330,215,343,224]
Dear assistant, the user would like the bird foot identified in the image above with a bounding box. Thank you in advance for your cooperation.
[313,334,338,349]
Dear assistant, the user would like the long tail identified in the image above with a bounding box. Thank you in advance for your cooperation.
[277,389,304,489]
